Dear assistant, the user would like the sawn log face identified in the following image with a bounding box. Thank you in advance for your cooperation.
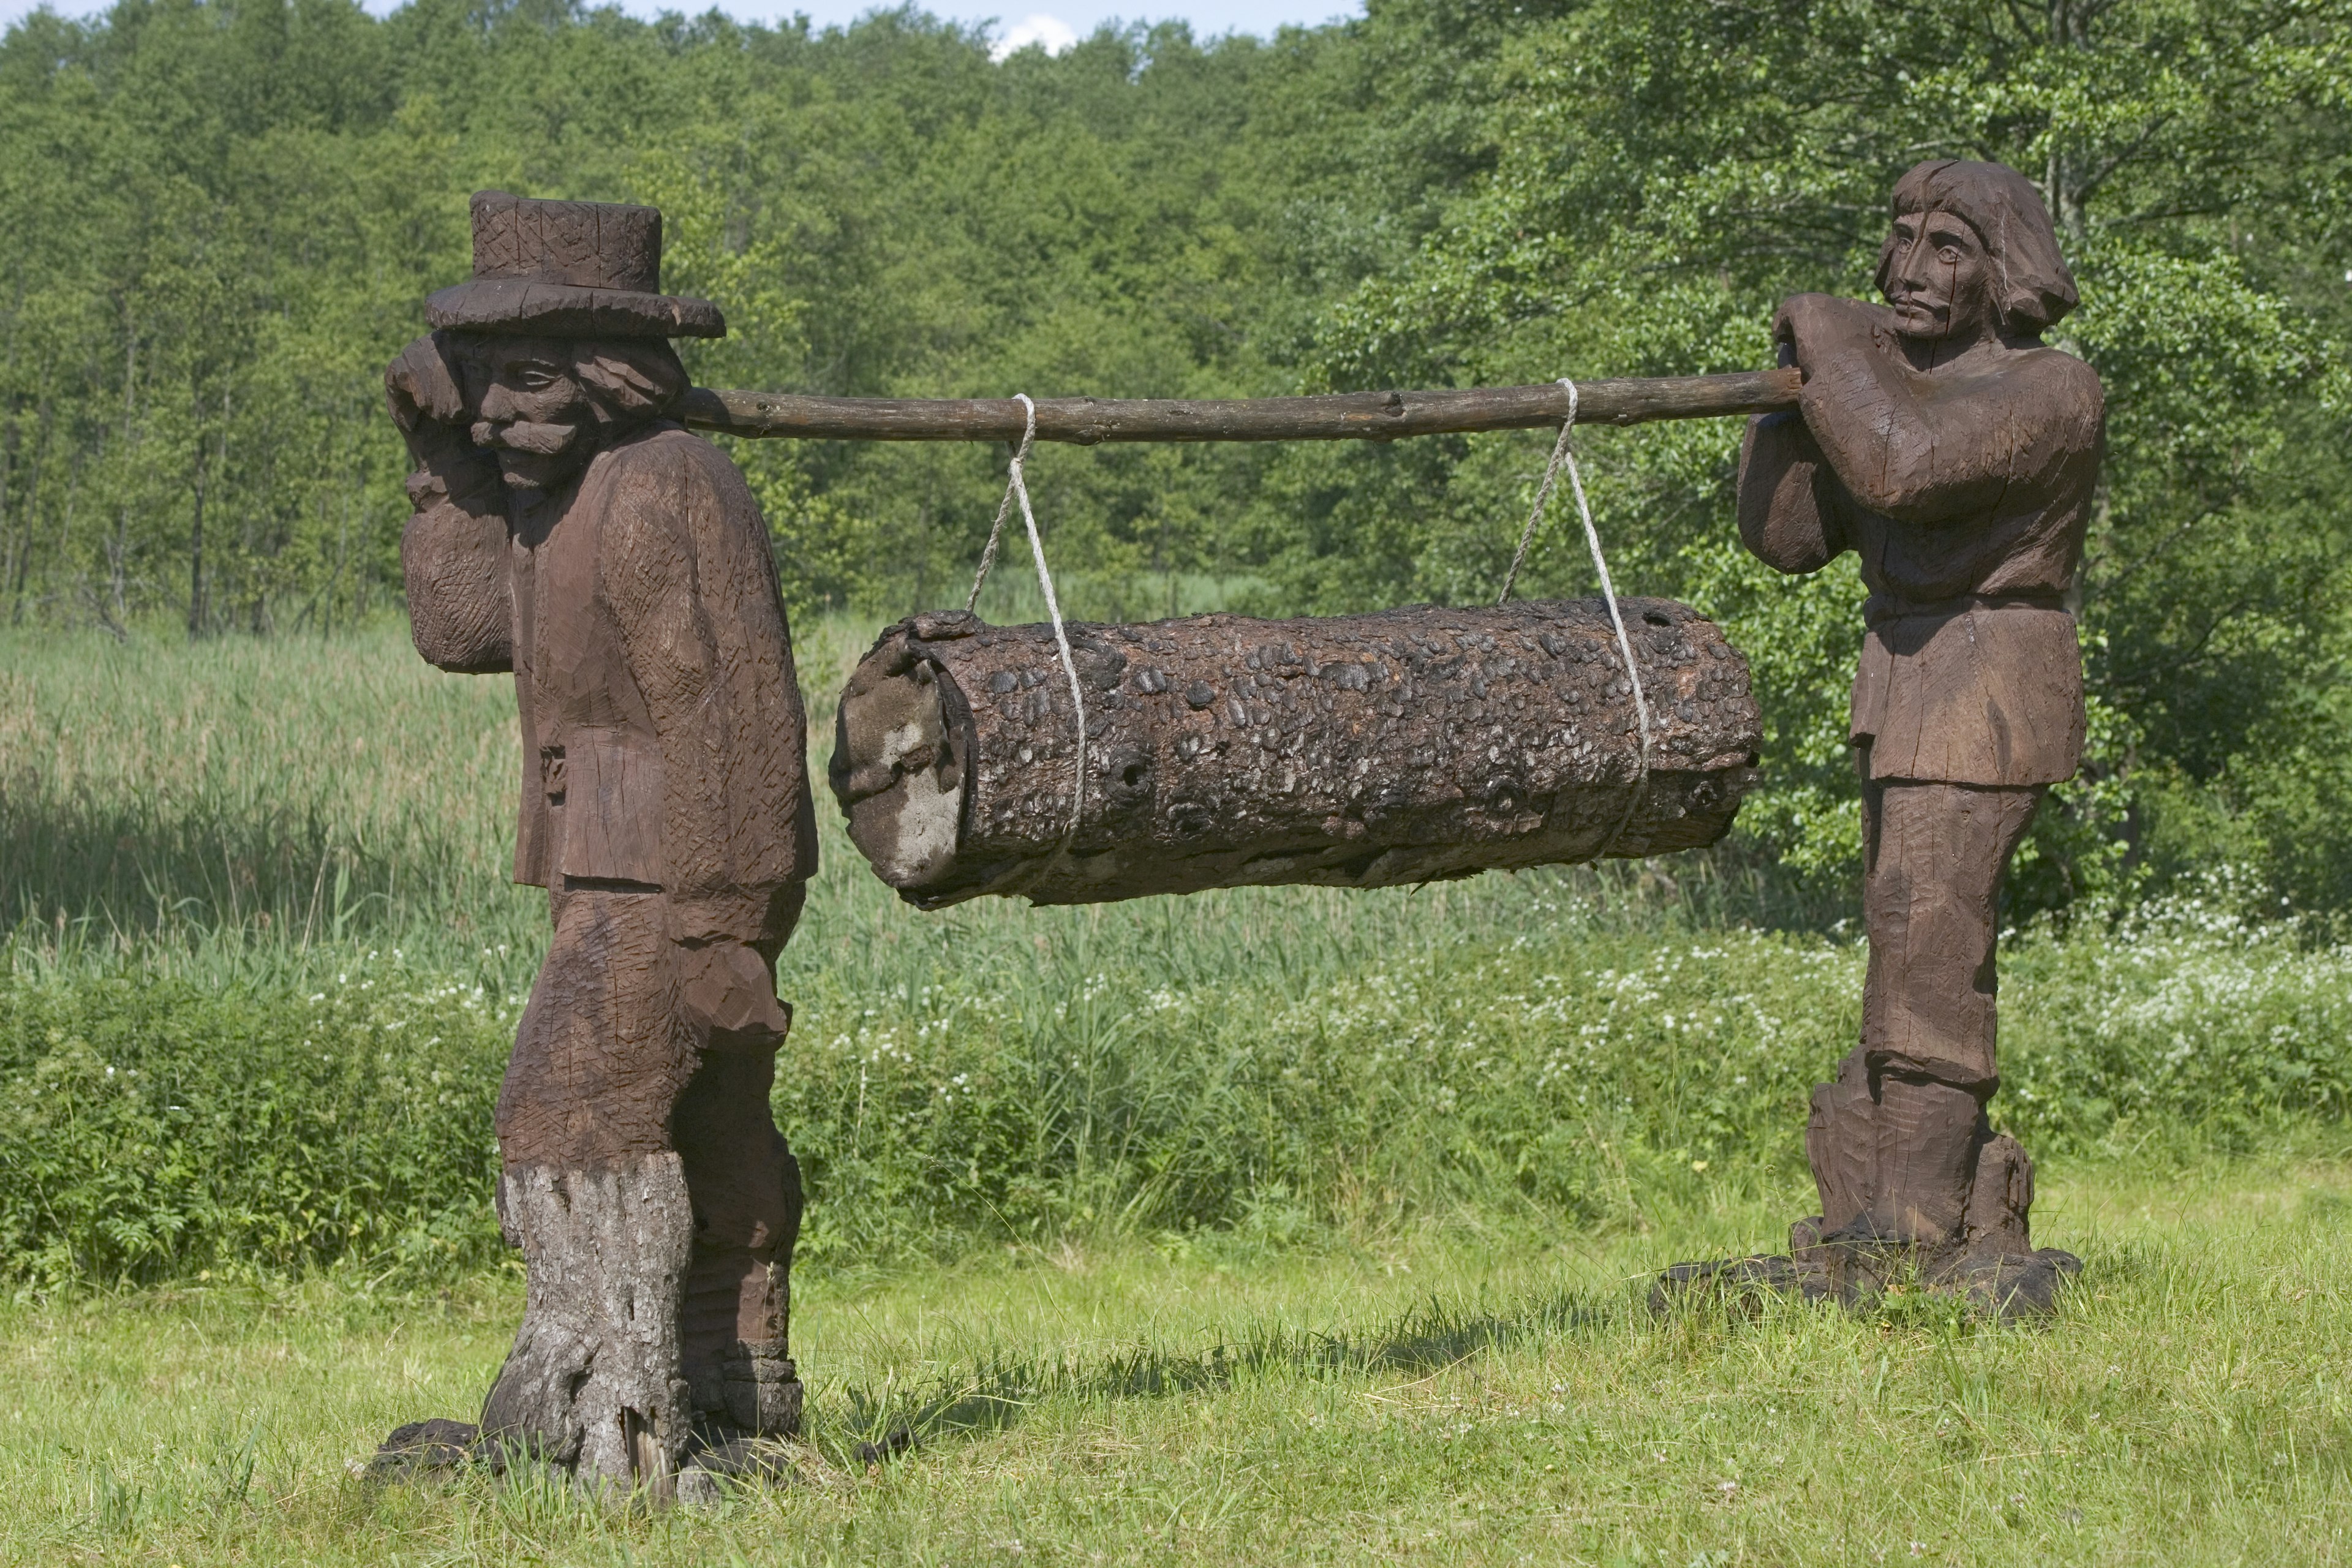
[832,599,1762,908]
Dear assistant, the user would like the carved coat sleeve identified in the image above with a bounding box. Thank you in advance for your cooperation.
[401,462,514,674]
[603,435,816,948]
[1788,300,2104,526]
[1735,412,1849,575]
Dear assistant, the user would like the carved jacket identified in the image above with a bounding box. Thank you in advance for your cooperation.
[1735,300,2105,787]
[401,422,816,944]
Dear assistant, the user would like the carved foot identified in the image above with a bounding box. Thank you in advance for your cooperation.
[1648,1250,1840,1316]
[1929,1245,2084,1320]
[1652,1215,2083,1322]
[360,1418,480,1482]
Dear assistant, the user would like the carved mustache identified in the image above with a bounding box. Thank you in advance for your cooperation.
[475,420,580,456]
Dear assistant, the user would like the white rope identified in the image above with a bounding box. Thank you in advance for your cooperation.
[1496,377,1577,608]
[967,394,1088,847]
[1499,378,1653,855]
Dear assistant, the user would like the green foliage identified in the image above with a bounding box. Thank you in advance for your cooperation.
[4,0,2350,917]
[0,965,512,1286]
[0,0,1328,629]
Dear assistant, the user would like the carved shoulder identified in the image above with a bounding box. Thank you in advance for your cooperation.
[2015,344,2106,448]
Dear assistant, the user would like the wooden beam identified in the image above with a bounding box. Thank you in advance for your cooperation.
[677,368,1801,445]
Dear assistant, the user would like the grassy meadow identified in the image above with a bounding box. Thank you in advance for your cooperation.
[4,616,2352,1562]
[6,1159,2352,1564]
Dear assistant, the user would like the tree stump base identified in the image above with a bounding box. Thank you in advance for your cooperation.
[478,1155,697,1499]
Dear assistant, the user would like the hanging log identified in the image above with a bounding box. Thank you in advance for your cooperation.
[679,368,1802,445]
[829,600,1762,908]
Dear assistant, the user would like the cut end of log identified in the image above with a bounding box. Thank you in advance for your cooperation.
[835,639,968,891]
[831,601,1762,908]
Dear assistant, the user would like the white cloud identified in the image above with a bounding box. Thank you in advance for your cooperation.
[990,12,1080,59]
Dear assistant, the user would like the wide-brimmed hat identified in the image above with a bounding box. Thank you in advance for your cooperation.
[426,190,725,339]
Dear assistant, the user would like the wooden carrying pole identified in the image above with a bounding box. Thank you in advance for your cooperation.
[678,367,1801,445]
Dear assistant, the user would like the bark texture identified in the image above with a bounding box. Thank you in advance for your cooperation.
[832,599,1761,908]
[680,368,1801,445]
[481,1156,696,1498]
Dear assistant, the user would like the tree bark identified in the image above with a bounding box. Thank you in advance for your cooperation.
[479,1155,696,1499]
[681,368,1801,445]
[832,600,1761,908]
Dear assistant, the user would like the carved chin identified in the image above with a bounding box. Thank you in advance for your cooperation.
[496,448,587,492]
[1889,295,1978,340]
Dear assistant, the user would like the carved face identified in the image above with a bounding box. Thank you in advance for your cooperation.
[470,337,597,493]
[1880,208,1999,344]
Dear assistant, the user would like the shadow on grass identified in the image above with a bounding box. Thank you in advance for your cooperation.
[829,1286,1621,1453]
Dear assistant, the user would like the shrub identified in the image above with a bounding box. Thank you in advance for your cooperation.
[9,880,2352,1289]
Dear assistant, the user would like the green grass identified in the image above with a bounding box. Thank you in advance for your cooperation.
[7,619,2352,1559]
[3,1154,2350,1564]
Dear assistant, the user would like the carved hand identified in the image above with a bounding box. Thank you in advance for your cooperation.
[386,333,499,503]
[677,937,793,1049]
[1772,293,1883,379]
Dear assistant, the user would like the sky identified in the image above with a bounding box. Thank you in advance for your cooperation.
[0,0,1365,48]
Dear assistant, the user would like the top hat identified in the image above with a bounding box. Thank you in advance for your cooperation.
[425,191,726,339]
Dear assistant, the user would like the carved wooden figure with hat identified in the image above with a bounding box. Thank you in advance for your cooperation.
[384,191,814,1495]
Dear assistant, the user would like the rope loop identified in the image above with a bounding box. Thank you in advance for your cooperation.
[1498,379,1576,608]
[965,396,1037,612]
[1499,377,1653,856]
[967,395,1089,854]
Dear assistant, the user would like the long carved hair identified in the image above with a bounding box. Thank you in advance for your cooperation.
[1875,160,2079,339]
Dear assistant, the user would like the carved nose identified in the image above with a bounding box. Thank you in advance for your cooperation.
[1893,237,1939,288]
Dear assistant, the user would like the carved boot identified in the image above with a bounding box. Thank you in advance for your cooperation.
[673,1047,806,1453]
[1937,1130,2082,1317]
[1809,1072,1981,1298]
[1809,1070,2079,1319]
[1784,1050,1879,1302]
[479,1155,696,1498]
[683,1246,804,1434]
[1656,1051,2081,1319]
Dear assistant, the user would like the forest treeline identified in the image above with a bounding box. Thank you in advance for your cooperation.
[1,0,2348,916]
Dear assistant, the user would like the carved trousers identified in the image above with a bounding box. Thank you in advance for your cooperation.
[1859,766,2045,1091]
[497,885,804,1428]
[1804,765,2045,1243]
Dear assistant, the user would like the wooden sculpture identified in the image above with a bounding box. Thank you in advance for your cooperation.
[1658,159,2101,1318]
[387,192,815,1494]
[363,157,2104,1518]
